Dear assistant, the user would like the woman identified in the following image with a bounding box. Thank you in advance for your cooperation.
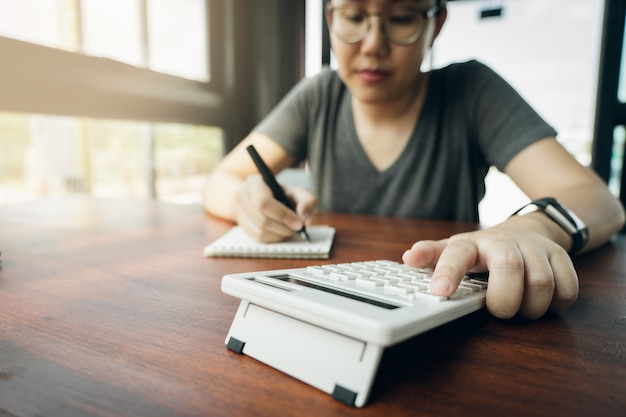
[204,0,625,320]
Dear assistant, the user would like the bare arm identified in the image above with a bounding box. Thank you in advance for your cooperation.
[403,137,625,319]
[504,137,624,252]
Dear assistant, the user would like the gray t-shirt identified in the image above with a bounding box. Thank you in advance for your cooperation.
[254,60,557,222]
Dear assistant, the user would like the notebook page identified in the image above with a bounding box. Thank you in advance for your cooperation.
[204,225,335,259]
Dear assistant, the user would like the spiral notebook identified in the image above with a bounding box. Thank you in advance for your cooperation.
[204,225,336,259]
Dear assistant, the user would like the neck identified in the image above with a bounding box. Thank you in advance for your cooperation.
[351,72,429,124]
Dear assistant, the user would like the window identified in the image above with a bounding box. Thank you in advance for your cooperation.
[619,11,626,103]
[430,0,604,225]
[591,0,626,217]
[146,0,208,81]
[0,0,208,82]
[0,113,222,205]
[609,126,626,196]
[0,0,75,50]
[0,0,226,205]
[81,0,144,67]
[611,11,626,197]
[306,0,324,77]
[608,10,626,198]
[433,0,603,163]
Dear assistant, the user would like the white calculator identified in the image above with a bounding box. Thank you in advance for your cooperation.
[221,260,487,407]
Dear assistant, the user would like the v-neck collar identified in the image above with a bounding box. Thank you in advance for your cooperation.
[341,76,434,177]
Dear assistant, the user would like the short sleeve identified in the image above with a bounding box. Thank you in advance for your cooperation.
[462,61,558,171]
[253,69,337,163]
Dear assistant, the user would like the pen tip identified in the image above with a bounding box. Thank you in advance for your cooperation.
[301,230,312,242]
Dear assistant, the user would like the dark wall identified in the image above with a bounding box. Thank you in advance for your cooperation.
[220,0,306,152]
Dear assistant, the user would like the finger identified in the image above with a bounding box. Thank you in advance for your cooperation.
[253,183,307,233]
[286,186,318,220]
[517,249,554,320]
[236,212,288,243]
[402,239,448,269]
[484,240,525,319]
[236,176,298,241]
[236,196,294,242]
[549,252,579,311]
[429,238,479,297]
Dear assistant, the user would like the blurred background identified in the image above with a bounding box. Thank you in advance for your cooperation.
[0,0,624,225]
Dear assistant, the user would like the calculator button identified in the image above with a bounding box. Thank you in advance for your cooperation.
[329,272,358,281]
[413,291,447,302]
[321,265,345,273]
[355,277,384,288]
[386,274,412,282]
[400,282,429,291]
[373,260,400,266]
[306,266,328,276]
[383,284,414,296]
[448,287,470,300]
[469,279,488,288]
[397,272,422,280]
[458,283,482,292]
[376,275,400,284]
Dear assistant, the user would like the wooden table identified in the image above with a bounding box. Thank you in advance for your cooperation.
[0,197,624,417]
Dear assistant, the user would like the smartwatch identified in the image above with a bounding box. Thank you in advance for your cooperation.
[511,197,589,255]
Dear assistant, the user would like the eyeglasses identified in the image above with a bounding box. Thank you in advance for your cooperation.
[327,2,441,46]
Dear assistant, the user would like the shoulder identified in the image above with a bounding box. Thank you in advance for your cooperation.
[292,67,345,98]
[309,67,342,84]
[428,60,523,111]
[279,68,346,120]
[430,60,504,87]
[437,59,492,73]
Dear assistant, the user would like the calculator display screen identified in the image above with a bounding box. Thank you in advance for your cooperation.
[269,274,400,310]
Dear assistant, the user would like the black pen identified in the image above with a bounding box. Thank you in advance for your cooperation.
[246,145,312,242]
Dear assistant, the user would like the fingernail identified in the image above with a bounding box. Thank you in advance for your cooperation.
[430,278,453,296]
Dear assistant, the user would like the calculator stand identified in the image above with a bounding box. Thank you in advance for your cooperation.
[225,300,384,407]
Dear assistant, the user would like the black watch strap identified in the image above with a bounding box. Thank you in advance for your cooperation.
[512,197,590,255]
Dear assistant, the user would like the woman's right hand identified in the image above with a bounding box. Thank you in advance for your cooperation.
[234,174,317,242]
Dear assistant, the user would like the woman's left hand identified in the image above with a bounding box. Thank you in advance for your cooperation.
[402,218,579,320]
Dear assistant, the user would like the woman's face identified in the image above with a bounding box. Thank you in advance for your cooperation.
[327,0,446,105]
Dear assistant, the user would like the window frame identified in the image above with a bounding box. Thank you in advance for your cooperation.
[591,0,626,224]
[0,0,231,127]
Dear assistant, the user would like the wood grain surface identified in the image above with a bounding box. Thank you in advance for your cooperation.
[0,197,624,417]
